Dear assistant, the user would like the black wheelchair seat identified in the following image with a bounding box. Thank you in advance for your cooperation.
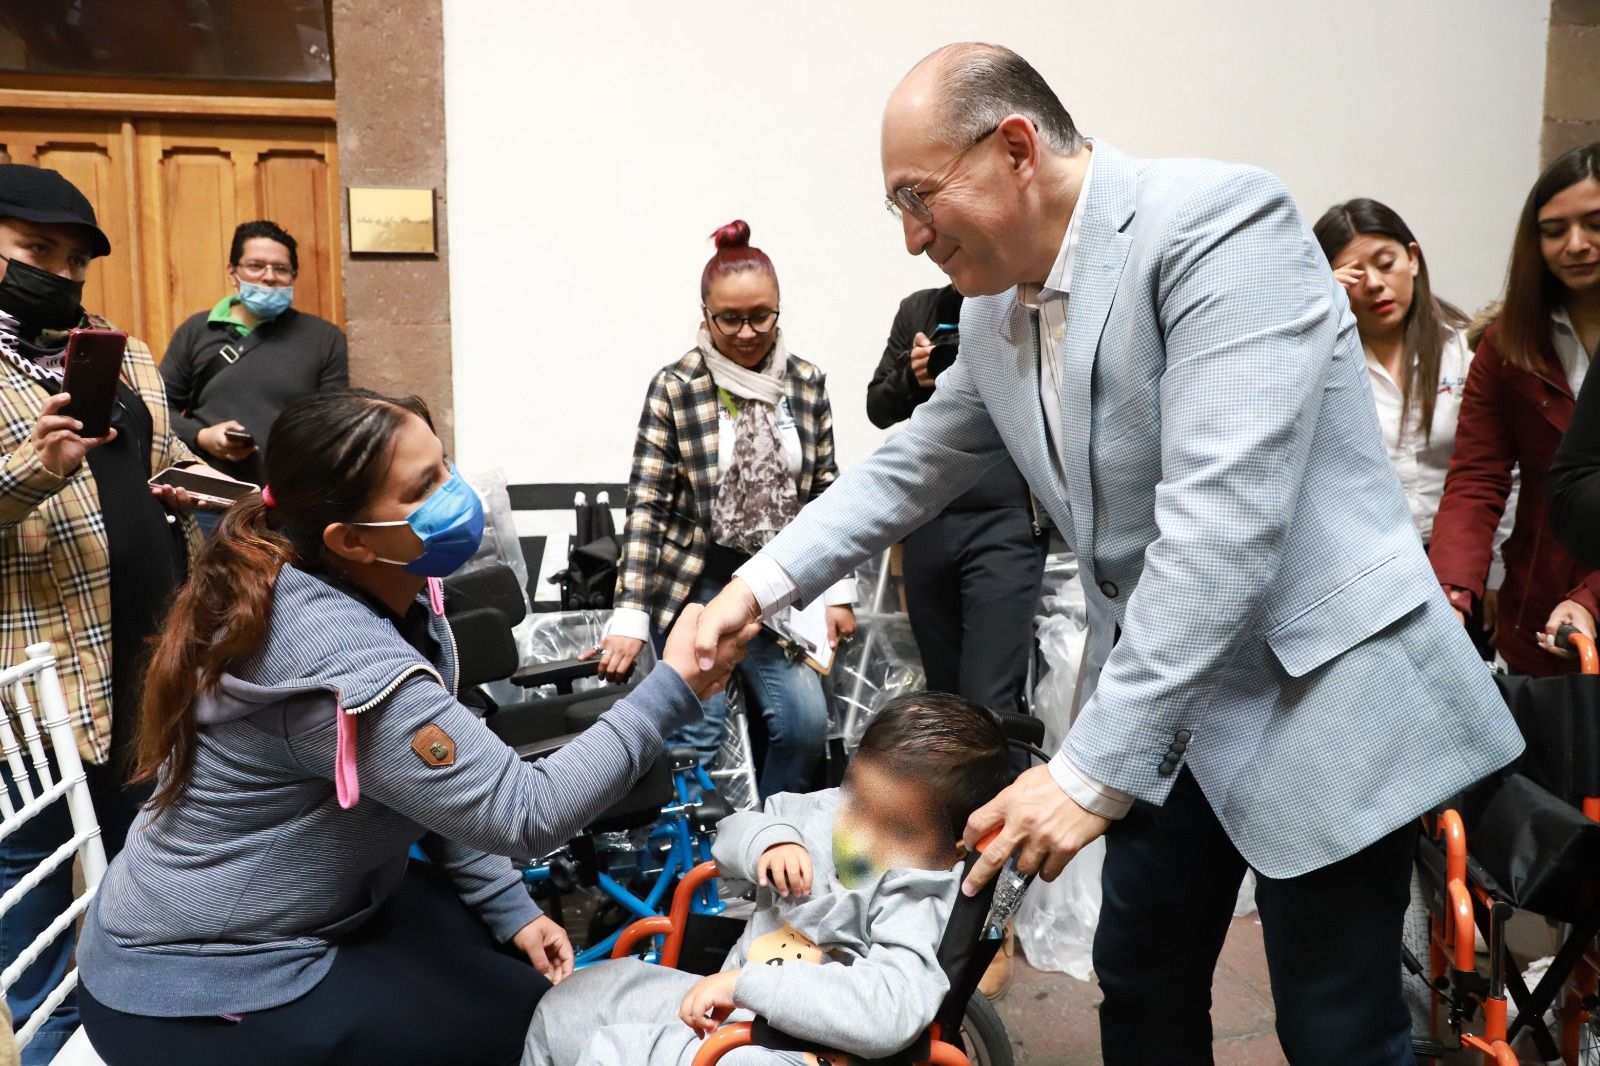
[1459,772,1600,920]
[1453,671,1600,920]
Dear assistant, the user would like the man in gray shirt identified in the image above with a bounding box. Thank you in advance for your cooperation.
[161,220,347,485]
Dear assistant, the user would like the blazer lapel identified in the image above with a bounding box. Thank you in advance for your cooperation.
[996,300,1073,540]
[1059,144,1136,565]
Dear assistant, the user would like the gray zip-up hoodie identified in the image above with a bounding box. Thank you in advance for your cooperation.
[79,564,701,1018]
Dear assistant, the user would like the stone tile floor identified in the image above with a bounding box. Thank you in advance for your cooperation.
[994,915,1288,1064]
[995,911,1568,1064]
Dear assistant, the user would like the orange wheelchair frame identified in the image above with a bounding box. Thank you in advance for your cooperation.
[1421,629,1600,1065]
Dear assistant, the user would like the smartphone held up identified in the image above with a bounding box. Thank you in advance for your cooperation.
[148,466,259,509]
[61,328,127,439]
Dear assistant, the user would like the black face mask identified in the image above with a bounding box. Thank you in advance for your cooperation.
[0,255,84,331]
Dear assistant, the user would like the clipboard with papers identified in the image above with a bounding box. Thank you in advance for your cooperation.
[762,595,834,675]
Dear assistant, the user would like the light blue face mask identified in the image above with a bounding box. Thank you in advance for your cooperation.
[237,280,294,320]
[353,466,485,577]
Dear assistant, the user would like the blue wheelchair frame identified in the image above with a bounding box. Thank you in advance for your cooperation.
[521,761,727,967]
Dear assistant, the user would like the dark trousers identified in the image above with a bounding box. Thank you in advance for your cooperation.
[901,506,1046,713]
[81,864,550,1066]
[1094,768,1416,1066]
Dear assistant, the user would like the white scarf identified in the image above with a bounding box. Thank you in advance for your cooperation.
[699,326,800,553]
[0,311,66,384]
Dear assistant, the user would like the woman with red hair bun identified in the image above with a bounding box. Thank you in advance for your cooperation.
[595,220,855,797]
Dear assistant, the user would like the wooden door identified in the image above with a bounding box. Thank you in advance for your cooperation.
[136,120,341,352]
[0,110,340,356]
[0,116,142,338]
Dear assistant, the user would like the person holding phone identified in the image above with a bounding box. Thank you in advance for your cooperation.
[593,220,855,799]
[866,283,1046,719]
[161,220,349,486]
[864,283,1046,999]
[0,164,229,1063]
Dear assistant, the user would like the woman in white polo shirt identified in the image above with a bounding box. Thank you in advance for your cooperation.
[1314,198,1513,643]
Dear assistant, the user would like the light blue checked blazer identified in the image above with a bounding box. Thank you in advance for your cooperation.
[759,142,1522,878]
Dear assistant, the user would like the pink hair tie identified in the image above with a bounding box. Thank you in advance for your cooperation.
[261,485,276,508]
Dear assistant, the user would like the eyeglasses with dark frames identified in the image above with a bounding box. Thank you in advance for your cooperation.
[235,260,296,281]
[704,307,780,336]
[884,124,1001,225]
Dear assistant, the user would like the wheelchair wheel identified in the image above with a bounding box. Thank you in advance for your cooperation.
[1400,867,1435,1041]
[958,994,1015,1066]
[1580,1009,1600,1066]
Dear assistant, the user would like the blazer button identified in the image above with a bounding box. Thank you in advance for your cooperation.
[1176,729,1192,743]
[1169,741,1186,755]
[1157,759,1177,777]
[1100,580,1119,598]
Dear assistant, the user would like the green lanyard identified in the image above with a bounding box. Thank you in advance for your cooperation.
[717,387,740,420]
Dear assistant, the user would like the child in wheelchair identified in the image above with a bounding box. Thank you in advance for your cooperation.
[522,692,1012,1066]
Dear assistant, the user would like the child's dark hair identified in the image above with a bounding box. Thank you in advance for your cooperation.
[854,692,1012,841]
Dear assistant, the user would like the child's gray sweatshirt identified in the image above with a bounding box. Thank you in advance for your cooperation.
[710,789,959,1059]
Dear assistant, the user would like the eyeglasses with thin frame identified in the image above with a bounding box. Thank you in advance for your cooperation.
[884,124,1001,225]
[235,260,296,281]
[704,307,780,336]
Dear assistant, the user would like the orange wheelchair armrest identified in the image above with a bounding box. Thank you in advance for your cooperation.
[689,1019,971,1066]
[612,916,674,961]
[925,1040,974,1065]
[613,860,723,968]
[690,1022,755,1065]
[1436,810,1466,894]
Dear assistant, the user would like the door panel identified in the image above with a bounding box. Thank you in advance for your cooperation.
[137,120,341,352]
[146,143,239,347]
[0,111,341,358]
[256,149,336,323]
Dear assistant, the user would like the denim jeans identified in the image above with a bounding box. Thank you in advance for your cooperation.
[2,760,146,1065]
[191,508,223,538]
[658,577,829,798]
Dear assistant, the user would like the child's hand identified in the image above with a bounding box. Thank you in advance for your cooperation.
[679,970,741,1037]
[756,842,813,897]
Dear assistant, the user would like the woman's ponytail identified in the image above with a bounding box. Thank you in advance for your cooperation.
[134,389,434,811]
[134,495,293,811]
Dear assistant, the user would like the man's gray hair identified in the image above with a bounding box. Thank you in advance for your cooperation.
[927,43,1083,155]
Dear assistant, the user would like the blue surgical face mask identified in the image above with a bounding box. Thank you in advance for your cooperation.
[237,280,293,320]
[353,466,485,577]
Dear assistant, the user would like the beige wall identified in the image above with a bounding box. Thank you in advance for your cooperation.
[443,1,1549,486]
[1544,0,1600,165]
[343,4,1581,468]
[330,0,455,451]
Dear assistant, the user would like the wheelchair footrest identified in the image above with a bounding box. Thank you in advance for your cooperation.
[1409,1035,1449,1060]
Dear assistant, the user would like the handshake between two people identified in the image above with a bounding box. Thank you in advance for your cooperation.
[688,580,1115,898]
[633,601,763,701]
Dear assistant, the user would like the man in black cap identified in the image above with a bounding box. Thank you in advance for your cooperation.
[0,163,220,1062]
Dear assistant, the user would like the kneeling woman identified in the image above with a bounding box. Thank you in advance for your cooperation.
[77,390,749,1066]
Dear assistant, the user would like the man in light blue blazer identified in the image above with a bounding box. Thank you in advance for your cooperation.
[692,43,1521,1063]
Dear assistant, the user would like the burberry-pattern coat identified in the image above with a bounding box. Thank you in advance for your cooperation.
[615,346,837,631]
[0,318,201,763]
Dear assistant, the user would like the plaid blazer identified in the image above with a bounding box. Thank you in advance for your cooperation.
[0,316,201,764]
[616,346,837,631]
